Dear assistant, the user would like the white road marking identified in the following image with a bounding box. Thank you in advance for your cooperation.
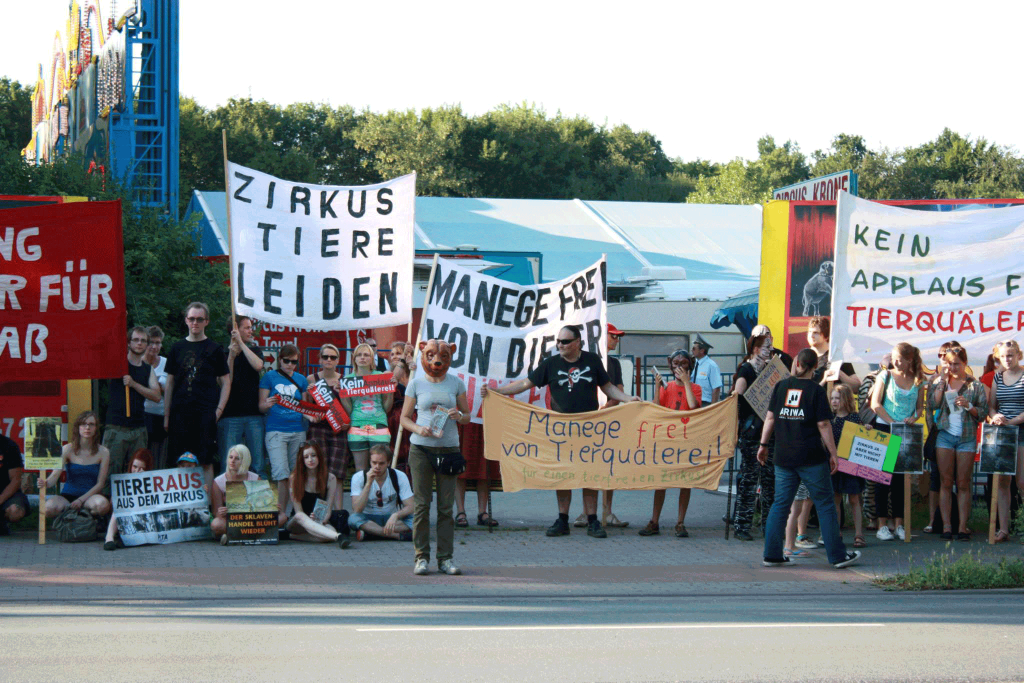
[358,622,884,632]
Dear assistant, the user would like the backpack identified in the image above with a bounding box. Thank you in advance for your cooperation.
[858,369,890,425]
[52,507,97,543]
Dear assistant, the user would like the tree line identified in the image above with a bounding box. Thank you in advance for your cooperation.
[2,73,1023,342]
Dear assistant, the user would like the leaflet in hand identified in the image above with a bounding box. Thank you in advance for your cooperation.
[429,405,449,434]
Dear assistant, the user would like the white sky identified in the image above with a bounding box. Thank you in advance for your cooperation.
[4,0,1024,163]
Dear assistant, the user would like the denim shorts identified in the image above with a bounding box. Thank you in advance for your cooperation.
[935,428,975,453]
[348,511,409,530]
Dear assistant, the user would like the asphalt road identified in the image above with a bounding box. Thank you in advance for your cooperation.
[2,592,1022,682]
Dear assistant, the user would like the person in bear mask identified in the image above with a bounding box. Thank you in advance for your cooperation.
[400,339,472,576]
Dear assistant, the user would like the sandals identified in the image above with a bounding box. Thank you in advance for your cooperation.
[477,513,499,527]
[603,513,629,528]
[455,512,469,528]
[994,530,1009,544]
[853,535,866,548]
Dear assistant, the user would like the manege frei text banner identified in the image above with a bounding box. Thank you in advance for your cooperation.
[483,394,737,492]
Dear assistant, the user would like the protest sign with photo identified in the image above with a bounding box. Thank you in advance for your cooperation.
[22,417,63,471]
[226,480,279,545]
[424,257,607,422]
[110,468,212,546]
[835,421,899,485]
[890,422,925,474]
[740,356,790,421]
[0,201,126,381]
[831,193,1024,364]
[482,393,736,492]
[979,423,1018,475]
[227,163,415,329]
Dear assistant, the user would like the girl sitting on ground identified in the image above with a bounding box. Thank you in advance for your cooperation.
[211,444,261,543]
[104,448,155,550]
[39,411,112,521]
[287,440,350,548]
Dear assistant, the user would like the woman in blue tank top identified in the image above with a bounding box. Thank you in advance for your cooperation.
[38,411,112,521]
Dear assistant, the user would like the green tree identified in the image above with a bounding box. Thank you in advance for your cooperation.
[0,77,32,150]
[686,136,808,205]
[352,105,477,197]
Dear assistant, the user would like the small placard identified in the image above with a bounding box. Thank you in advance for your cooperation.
[890,422,925,474]
[979,424,1018,475]
[741,356,790,421]
[226,480,279,545]
[23,417,64,471]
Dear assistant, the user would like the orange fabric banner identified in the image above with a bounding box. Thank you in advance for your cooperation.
[483,393,738,492]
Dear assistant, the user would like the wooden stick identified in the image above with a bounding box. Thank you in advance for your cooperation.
[125,384,131,418]
[392,253,440,469]
[903,474,912,543]
[989,473,1000,544]
[38,470,47,544]
[222,129,238,324]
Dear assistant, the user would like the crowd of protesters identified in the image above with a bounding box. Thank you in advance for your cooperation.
[4,301,1023,577]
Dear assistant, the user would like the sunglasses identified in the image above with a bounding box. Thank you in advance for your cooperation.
[320,354,338,361]
[186,316,207,323]
[556,338,577,345]
[376,489,384,507]
[280,358,299,365]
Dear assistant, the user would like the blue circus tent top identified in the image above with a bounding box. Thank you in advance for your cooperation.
[710,287,759,337]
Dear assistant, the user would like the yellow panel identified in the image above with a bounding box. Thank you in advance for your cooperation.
[66,380,93,423]
[758,200,790,338]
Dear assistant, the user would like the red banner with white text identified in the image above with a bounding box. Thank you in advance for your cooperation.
[0,201,126,380]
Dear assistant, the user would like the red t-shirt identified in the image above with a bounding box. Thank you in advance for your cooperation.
[981,370,995,388]
[658,382,702,410]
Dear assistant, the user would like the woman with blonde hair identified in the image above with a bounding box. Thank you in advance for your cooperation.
[39,411,111,520]
[341,343,393,472]
[211,444,261,543]
[869,341,925,541]
[988,340,1024,542]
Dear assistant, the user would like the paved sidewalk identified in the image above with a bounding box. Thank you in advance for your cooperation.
[2,489,1020,601]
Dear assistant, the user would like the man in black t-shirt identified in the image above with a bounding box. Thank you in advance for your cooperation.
[218,315,266,477]
[104,327,162,476]
[481,325,639,539]
[0,434,29,535]
[165,302,230,485]
[757,348,860,569]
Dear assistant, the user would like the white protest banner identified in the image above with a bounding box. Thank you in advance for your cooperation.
[831,192,1024,364]
[423,257,607,422]
[226,162,415,329]
[110,468,212,546]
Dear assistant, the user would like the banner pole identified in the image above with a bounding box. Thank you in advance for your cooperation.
[38,470,47,544]
[222,129,238,327]
[989,473,1000,544]
[903,474,912,543]
[393,253,439,469]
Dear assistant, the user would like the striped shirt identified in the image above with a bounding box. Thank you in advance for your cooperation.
[994,371,1024,420]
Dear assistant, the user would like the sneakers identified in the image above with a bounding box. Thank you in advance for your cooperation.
[895,525,906,541]
[219,535,228,546]
[876,526,895,541]
[587,519,608,538]
[795,534,817,549]
[573,513,588,528]
[546,518,571,537]
[638,521,660,536]
[338,535,352,550]
[414,558,429,575]
[734,529,754,541]
[438,559,462,575]
[832,550,862,568]
[355,529,366,542]
[762,556,792,567]
[674,522,689,538]
[817,536,825,546]
[398,530,412,542]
